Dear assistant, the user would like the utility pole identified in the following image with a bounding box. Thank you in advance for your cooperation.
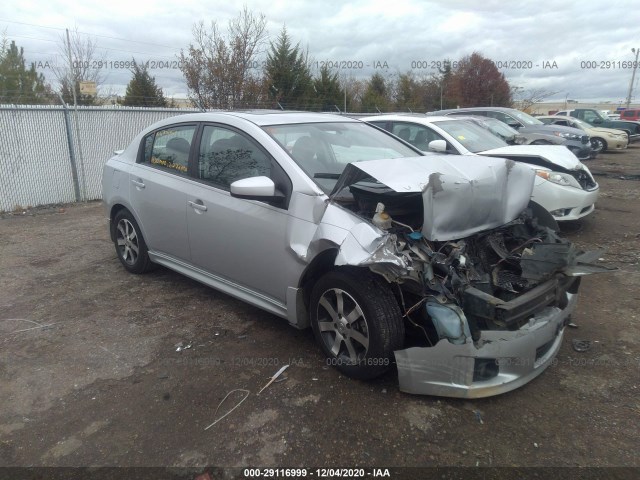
[625,47,639,109]
[65,29,77,108]
[65,28,87,201]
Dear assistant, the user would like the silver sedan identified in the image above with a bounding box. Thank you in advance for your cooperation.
[102,112,610,397]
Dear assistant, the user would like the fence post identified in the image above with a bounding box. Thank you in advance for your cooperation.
[59,97,82,202]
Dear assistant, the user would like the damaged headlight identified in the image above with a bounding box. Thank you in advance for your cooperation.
[535,170,582,189]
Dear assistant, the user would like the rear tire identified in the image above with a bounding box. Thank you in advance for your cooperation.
[112,209,154,274]
[310,267,405,380]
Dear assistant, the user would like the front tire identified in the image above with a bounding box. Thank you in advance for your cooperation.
[590,137,607,153]
[310,268,405,380]
[112,209,153,274]
[531,140,551,145]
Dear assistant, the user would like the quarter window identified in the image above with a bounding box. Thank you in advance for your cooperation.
[142,125,197,175]
[198,126,271,189]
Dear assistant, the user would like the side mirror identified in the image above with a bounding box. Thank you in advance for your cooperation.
[230,176,284,205]
[428,139,448,153]
[506,121,521,129]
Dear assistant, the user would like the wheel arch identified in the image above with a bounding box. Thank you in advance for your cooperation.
[298,248,340,311]
[109,203,147,244]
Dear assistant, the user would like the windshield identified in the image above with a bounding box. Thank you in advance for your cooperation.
[510,110,544,125]
[264,122,420,193]
[593,110,608,121]
[466,117,518,140]
[432,120,508,153]
[570,118,593,130]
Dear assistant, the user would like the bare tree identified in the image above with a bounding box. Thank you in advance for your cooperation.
[515,87,560,111]
[180,6,267,109]
[51,28,104,105]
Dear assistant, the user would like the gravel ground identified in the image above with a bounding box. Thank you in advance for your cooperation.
[1,146,639,477]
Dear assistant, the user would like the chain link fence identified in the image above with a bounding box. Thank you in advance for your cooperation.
[0,104,200,212]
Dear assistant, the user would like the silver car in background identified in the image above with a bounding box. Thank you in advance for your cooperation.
[102,112,610,398]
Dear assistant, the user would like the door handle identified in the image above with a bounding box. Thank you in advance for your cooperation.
[131,179,145,188]
[188,200,208,212]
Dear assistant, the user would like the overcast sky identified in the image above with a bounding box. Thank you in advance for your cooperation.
[2,0,639,105]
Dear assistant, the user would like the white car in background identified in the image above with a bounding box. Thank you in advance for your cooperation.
[365,115,599,222]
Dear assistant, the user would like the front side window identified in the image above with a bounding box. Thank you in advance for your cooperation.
[142,125,196,175]
[198,126,271,189]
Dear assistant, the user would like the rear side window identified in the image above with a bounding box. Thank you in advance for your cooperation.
[390,122,444,150]
[141,125,197,175]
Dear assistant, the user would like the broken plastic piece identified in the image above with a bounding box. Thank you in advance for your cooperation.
[257,364,289,395]
[572,339,591,352]
[474,410,484,424]
[175,342,193,352]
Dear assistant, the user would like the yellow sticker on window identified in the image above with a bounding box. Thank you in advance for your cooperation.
[457,135,466,140]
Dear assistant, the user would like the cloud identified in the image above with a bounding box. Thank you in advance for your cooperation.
[2,0,639,102]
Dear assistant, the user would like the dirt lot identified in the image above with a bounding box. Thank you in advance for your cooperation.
[1,146,639,474]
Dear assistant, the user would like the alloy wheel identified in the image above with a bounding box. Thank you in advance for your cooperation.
[116,219,139,266]
[316,288,370,364]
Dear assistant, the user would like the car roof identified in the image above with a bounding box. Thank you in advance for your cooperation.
[148,110,358,127]
[363,114,455,123]
[428,106,521,115]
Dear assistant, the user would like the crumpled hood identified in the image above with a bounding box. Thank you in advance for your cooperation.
[331,155,535,242]
[479,145,583,170]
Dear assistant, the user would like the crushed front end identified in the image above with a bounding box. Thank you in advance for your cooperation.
[329,156,613,398]
[391,210,584,398]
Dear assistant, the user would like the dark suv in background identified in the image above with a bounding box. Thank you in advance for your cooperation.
[428,107,594,160]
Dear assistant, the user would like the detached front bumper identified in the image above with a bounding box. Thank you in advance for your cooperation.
[394,292,577,398]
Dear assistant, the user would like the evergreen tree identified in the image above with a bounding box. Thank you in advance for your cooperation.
[123,60,167,107]
[313,65,343,112]
[361,73,391,112]
[0,40,51,104]
[264,26,313,109]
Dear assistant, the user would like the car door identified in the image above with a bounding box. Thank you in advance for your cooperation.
[129,124,197,261]
[185,124,293,303]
